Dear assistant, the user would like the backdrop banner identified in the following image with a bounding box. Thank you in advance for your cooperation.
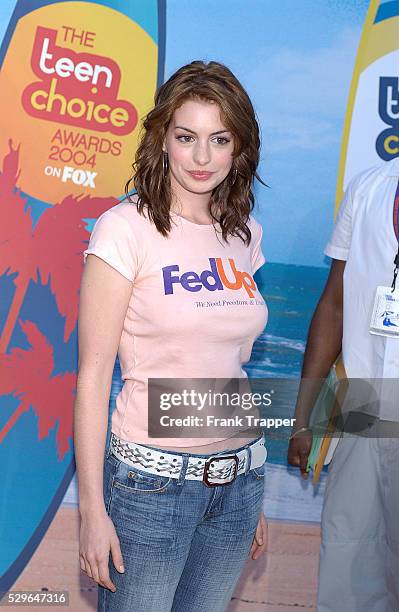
[2,0,399,597]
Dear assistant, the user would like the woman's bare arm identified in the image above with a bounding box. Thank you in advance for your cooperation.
[74,253,133,589]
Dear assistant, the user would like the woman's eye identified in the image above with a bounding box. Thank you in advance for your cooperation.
[214,137,230,145]
[176,135,194,143]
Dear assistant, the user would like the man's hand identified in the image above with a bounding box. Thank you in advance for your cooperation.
[287,429,313,479]
[250,511,267,560]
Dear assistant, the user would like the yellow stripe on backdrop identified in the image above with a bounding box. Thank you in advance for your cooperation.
[335,0,380,214]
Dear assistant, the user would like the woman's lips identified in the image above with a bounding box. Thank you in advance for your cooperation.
[187,170,214,181]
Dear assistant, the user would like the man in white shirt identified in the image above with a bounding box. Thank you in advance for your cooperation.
[288,157,399,611]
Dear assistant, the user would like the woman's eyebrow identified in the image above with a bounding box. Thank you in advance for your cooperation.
[174,126,230,136]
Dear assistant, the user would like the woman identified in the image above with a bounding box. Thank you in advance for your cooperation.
[75,61,268,612]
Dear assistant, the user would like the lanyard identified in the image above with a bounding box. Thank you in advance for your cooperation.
[391,179,399,292]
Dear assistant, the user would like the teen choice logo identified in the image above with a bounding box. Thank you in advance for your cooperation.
[376,77,399,161]
[21,26,138,136]
[0,1,158,202]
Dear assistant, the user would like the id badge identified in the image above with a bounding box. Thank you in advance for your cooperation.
[370,286,399,337]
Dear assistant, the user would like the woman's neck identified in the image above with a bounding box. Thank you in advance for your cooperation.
[170,181,213,225]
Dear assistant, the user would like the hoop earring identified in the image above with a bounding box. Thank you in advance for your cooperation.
[162,152,169,177]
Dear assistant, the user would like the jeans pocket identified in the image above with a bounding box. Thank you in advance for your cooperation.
[112,461,172,494]
[250,462,266,480]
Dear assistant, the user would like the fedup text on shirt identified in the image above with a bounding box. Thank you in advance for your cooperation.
[162,257,257,298]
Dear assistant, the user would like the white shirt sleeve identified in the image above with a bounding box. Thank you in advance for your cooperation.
[324,180,354,261]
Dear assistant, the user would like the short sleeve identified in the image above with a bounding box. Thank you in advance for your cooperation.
[324,181,354,261]
[250,220,266,273]
[83,207,138,282]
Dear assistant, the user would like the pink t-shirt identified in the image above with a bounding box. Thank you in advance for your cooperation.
[83,199,267,446]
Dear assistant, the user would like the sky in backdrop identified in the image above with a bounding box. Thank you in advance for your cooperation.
[0,0,371,266]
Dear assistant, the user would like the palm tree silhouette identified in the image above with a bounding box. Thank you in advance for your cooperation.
[0,139,117,351]
[0,140,120,452]
[0,320,76,459]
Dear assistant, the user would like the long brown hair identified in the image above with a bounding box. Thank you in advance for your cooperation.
[125,61,263,244]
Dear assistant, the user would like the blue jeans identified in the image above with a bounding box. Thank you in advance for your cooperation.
[97,438,265,612]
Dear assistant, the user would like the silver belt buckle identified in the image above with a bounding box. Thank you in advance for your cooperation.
[202,455,239,487]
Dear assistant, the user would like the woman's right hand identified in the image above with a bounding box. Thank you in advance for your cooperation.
[79,508,125,592]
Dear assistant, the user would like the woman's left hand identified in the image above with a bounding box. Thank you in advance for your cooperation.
[249,511,267,560]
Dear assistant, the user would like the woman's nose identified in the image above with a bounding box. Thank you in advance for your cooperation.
[193,141,211,166]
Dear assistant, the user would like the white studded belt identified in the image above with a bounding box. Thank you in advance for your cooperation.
[110,433,267,487]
